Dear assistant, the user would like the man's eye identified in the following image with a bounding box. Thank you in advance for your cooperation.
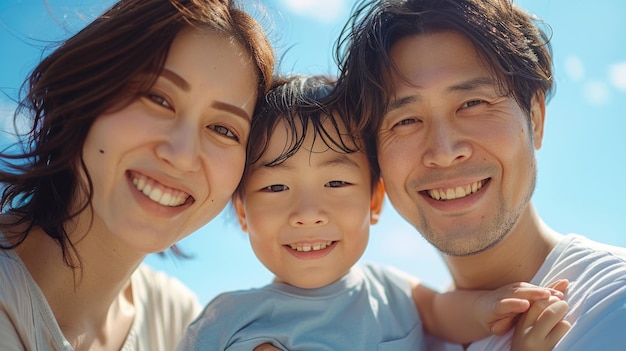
[394,118,418,127]
[462,100,484,108]
[325,180,350,188]
[262,184,288,192]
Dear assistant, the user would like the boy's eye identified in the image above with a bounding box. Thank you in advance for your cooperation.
[208,125,240,142]
[325,180,350,188]
[262,184,289,192]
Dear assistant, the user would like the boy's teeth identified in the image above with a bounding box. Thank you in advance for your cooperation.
[289,241,333,252]
[428,180,483,201]
[132,174,189,207]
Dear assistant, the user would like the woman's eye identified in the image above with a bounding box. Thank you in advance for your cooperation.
[209,125,239,142]
[325,180,350,188]
[148,93,173,110]
[262,184,288,192]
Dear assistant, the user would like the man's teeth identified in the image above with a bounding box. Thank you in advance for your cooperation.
[428,180,483,201]
[132,175,189,207]
[289,241,333,252]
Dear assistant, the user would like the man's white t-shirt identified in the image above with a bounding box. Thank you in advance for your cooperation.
[428,234,626,350]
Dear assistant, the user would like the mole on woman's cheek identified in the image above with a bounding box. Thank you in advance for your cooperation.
[99,149,105,154]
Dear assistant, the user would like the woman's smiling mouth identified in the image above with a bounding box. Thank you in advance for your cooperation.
[130,172,191,207]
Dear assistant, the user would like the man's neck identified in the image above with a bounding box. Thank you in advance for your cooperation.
[443,204,562,290]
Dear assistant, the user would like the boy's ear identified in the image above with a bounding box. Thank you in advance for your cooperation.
[232,195,248,232]
[370,178,385,225]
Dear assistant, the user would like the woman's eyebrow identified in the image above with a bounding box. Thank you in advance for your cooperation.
[160,68,190,91]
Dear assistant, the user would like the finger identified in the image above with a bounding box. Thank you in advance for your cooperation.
[509,285,565,300]
[533,300,569,336]
[546,279,569,295]
[545,320,572,347]
[490,315,520,335]
[517,296,560,331]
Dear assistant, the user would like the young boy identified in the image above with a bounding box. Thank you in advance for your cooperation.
[177,75,569,351]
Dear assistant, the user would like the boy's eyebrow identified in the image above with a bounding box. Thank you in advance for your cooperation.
[254,152,361,171]
[319,154,361,169]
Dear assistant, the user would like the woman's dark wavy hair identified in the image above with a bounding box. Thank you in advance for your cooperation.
[0,0,274,268]
[234,74,380,201]
[333,0,554,173]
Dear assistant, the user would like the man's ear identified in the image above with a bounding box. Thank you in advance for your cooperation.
[370,178,385,225]
[232,195,248,232]
[530,92,546,150]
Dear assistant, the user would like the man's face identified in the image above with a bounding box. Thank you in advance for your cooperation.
[377,30,545,256]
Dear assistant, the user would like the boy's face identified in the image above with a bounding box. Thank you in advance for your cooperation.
[234,115,384,289]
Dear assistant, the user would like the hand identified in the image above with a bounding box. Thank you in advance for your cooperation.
[511,295,572,351]
[253,344,282,351]
[478,280,568,335]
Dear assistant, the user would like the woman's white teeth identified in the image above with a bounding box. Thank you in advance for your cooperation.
[132,175,189,207]
[289,241,333,252]
[429,180,483,201]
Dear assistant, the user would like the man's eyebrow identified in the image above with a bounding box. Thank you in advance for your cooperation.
[160,69,190,91]
[387,77,498,113]
[447,77,496,93]
[387,95,419,112]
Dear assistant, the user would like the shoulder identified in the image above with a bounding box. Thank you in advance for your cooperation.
[0,249,35,309]
[545,234,626,281]
[543,235,626,350]
[0,249,66,350]
[133,264,200,304]
[129,265,202,347]
[359,262,418,288]
[357,263,420,309]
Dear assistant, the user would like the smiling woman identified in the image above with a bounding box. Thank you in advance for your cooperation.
[0,0,273,350]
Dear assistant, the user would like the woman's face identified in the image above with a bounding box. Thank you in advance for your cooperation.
[81,27,259,254]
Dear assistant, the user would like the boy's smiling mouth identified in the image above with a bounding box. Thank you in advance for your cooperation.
[287,241,336,252]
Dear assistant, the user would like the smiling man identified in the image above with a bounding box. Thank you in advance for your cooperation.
[334,0,626,349]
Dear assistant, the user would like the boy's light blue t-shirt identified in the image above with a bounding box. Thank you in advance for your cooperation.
[178,263,425,351]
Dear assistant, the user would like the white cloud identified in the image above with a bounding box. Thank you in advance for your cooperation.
[583,81,611,105]
[564,56,585,82]
[0,100,28,144]
[609,62,626,90]
[279,0,347,23]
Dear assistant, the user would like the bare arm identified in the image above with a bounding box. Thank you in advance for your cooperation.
[412,279,567,344]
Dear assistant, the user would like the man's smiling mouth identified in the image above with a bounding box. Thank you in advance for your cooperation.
[425,179,489,201]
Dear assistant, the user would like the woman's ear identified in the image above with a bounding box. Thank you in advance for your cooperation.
[232,195,248,232]
[370,178,385,225]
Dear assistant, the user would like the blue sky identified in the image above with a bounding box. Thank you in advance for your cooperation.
[1,0,625,304]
